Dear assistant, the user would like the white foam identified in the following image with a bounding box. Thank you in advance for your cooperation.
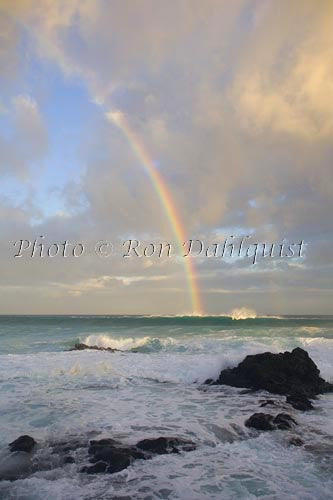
[83,334,153,351]
[229,307,257,320]
[0,332,332,499]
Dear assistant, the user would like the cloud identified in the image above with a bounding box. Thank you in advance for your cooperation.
[231,5,333,139]
[0,94,47,179]
[0,10,20,81]
[13,95,47,157]
[0,0,332,313]
[51,273,168,296]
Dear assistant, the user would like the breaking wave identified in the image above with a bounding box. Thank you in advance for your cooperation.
[82,334,175,352]
[229,307,257,320]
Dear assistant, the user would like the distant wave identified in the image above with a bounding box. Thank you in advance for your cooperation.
[82,334,175,352]
[229,307,257,320]
[138,311,284,320]
[298,326,324,334]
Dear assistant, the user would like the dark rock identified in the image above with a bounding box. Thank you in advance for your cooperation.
[89,445,143,464]
[286,393,314,411]
[5,434,197,479]
[272,413,297,430]
[260,399,277,407]
[81,461,108,474]
[136,437,196,454]
[109,497,132,500]
[245,413,275,431]
[88,438,118,455]
[207,347,333,397]
[106,453,132,474]
[89,438,117,447]
[0,453,33,481]
[289,437,304,447]
[245,412,297,431]
[9,435,36,453]
[49,437,87,455]
[82,436,196,475]
[86,438,146,474]
[71,343,120,352]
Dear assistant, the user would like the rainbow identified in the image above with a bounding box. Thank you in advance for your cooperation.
[106,111,202,315]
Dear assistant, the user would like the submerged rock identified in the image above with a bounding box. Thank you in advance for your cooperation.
[49,437,87,456]
[83,436,196,474]
[136,437,196,455]
[0,436,37,481]
[82,461,108,474]
[245,412,297,431]
[286,393,314,411]
[3,434,196,480]
[259,399,278,407]
[71,343,120,352]
[289,437,304,447]
[272,413,297,430]
[245,413,275,431]
[9,435,36,453]
[0,452,33,481]
[207,347,332,398]
[88,438,118,454]
[87,439,144,474]
[83,446,134,474]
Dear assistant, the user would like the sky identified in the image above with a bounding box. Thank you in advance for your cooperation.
[0,0,332,315]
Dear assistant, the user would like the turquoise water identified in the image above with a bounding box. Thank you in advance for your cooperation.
[0,315,332,499]
[1,314,333,354]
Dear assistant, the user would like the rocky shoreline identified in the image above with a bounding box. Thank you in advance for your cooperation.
[1,435,196,481]
[70,343,121,352]
[206,347,332,410]
[70,343,140,353]
[1,347,332,482]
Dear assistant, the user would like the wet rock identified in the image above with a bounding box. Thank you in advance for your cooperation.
[0,452,32,481]
[239,389,256,395]
[245,412,297,431]
[49,437,87,455]
[9,435,36,453]
[273,413,297,430]
[86,438,145,474]
[88,438,118,455]
[289,437,304,447]
[106,454,132,474]
[245,413,275,431]
[81,461,108,474]
[83,436,196,475]
[71,343,120,352]
[89,445,144,464]
[4,434,196,479]
[207,347,332,397]
[304,442,333,456]
[136,437,196,455]
[286,393,314,411]
[260,399,277,407]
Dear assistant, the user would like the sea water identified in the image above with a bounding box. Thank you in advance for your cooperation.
[0,314,332,499]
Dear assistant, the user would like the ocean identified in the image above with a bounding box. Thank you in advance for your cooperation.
[0,314,332,499]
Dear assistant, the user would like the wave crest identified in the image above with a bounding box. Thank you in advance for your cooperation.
[82,334,175,352]
[229,307,257,320]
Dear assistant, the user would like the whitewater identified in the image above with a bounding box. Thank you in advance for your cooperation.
[0,314,332,499]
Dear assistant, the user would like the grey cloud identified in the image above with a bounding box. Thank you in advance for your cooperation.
[0,95,48,179]
[0,0,332,313]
